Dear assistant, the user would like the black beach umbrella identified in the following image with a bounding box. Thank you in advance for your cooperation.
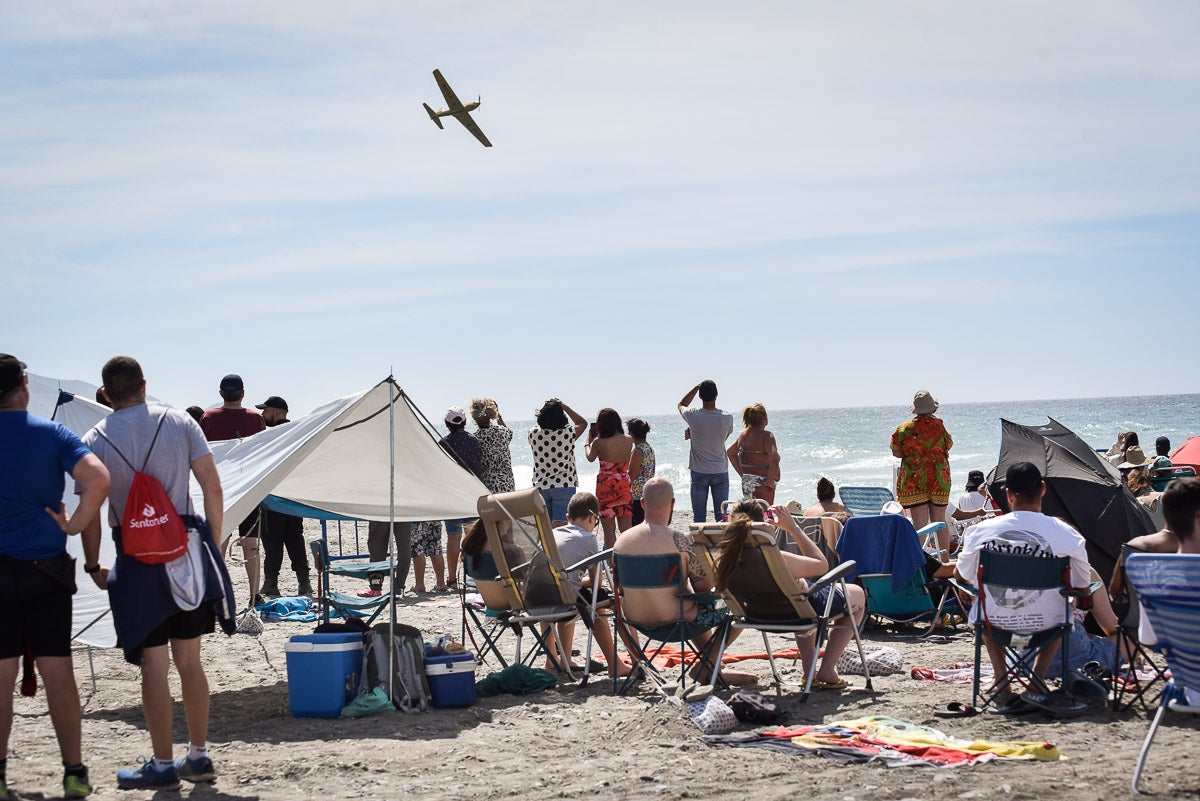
[986,417,1155,584]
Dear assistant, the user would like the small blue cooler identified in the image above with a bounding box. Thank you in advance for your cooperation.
[285,633,363,718]
[424,652,477,708]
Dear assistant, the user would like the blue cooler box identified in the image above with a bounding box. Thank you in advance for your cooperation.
[424,652,477,708]
[285,633,363,718]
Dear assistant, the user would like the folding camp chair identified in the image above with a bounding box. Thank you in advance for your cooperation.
[691,523,873,699]
[836,515,959,638]
[777,507,842,566]
[1125,554,1200,794]
[610,549,731,696]
[309,538,393,625]
[475,488,611,683]
[966,551,1084,711]
[460,550,516,669]
[1148,465,1196,493]
[837,486,895,517]
[1111,544,1170,714]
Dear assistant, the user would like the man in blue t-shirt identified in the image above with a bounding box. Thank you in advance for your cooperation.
[0,354,110,800]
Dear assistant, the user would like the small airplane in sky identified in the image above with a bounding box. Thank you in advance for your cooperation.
[423,69,492,148]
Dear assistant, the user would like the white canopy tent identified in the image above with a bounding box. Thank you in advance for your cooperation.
[197,377,488,526]
[38,374,488,649]
[49,388,119,648]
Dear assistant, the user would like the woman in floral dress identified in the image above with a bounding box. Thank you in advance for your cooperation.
[890,389,953,561]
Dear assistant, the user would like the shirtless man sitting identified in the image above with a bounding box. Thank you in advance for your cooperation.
[614,477,754,686]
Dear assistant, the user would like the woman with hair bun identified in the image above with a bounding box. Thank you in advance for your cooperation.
[727,403,781,504]
[470,397,515,494]
[626,418,656,527]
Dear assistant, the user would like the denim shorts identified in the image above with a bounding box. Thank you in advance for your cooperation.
[443,517,475,537]
[539,486,575,521]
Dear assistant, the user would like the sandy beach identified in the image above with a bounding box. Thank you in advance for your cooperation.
[7,512,1197,801]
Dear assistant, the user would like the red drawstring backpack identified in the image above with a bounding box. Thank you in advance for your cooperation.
[97,412,188,564]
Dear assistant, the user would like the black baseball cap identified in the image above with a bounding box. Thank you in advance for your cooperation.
[219,374,244,392]
[1005,462,1043,497]
[966,470,986,491]
[255,396,288,413]
[0,354,26,395]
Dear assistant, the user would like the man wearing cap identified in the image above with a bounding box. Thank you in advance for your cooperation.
[438,406,484,589]
[253,397,311,599]
[198,375,266,442]
[199,375,267,601]
[1151,436,1172,472]
[0,355,109,800]
[955,462,1090,699]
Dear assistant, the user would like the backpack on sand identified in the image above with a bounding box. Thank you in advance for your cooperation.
[96,413,188,564]
[361,622,431,714]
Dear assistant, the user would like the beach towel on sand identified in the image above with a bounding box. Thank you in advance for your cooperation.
[702,716,1062,767]
[475,664,557,697]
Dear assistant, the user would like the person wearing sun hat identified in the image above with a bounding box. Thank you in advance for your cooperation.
[890,390,954,560]
[1118,445,1157,498]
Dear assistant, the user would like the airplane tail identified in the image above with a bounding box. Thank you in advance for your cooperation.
[423,103,443,129]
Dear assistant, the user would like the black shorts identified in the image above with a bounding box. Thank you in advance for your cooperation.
[142,605,216,649]
[0,553,76,659]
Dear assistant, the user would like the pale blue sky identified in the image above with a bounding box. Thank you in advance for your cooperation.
[4,2,1197,422]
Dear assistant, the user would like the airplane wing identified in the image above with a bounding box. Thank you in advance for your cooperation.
[433,69,464,112]
[453,112,492,147]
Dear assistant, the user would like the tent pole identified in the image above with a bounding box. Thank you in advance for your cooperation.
[387,373,397,703]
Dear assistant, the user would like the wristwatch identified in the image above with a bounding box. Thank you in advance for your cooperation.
[84,563,101,574]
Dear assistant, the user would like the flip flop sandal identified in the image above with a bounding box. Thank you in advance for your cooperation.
[1020,689,1088,718]
[811,677,850,691]
[934,701,979,718]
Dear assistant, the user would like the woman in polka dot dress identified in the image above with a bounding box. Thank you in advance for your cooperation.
[527,398,588,523]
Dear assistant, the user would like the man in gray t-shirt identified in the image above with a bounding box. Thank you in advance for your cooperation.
[545,493,632,678]
[678,380,734,523]
[80,356,230,790]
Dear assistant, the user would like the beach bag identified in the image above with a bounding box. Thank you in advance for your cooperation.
[684,695,738,735]
[361,623,431,714]
[97,413,188,564]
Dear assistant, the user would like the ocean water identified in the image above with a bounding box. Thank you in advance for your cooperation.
[502,394,1197,508]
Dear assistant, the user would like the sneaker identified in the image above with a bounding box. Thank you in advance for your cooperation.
[116,760,181,791]
[175,755,216,783]
[63,770,93,799]
[296,577,314,597]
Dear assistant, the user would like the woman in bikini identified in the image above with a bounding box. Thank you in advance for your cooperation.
[584,408,634,548]
[726,403,781,504]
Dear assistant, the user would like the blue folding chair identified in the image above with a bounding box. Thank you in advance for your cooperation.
[837,486,894,517]
[1124,553,1200,794]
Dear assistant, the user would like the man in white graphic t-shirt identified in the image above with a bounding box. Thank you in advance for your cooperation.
[955,461,1090,685]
